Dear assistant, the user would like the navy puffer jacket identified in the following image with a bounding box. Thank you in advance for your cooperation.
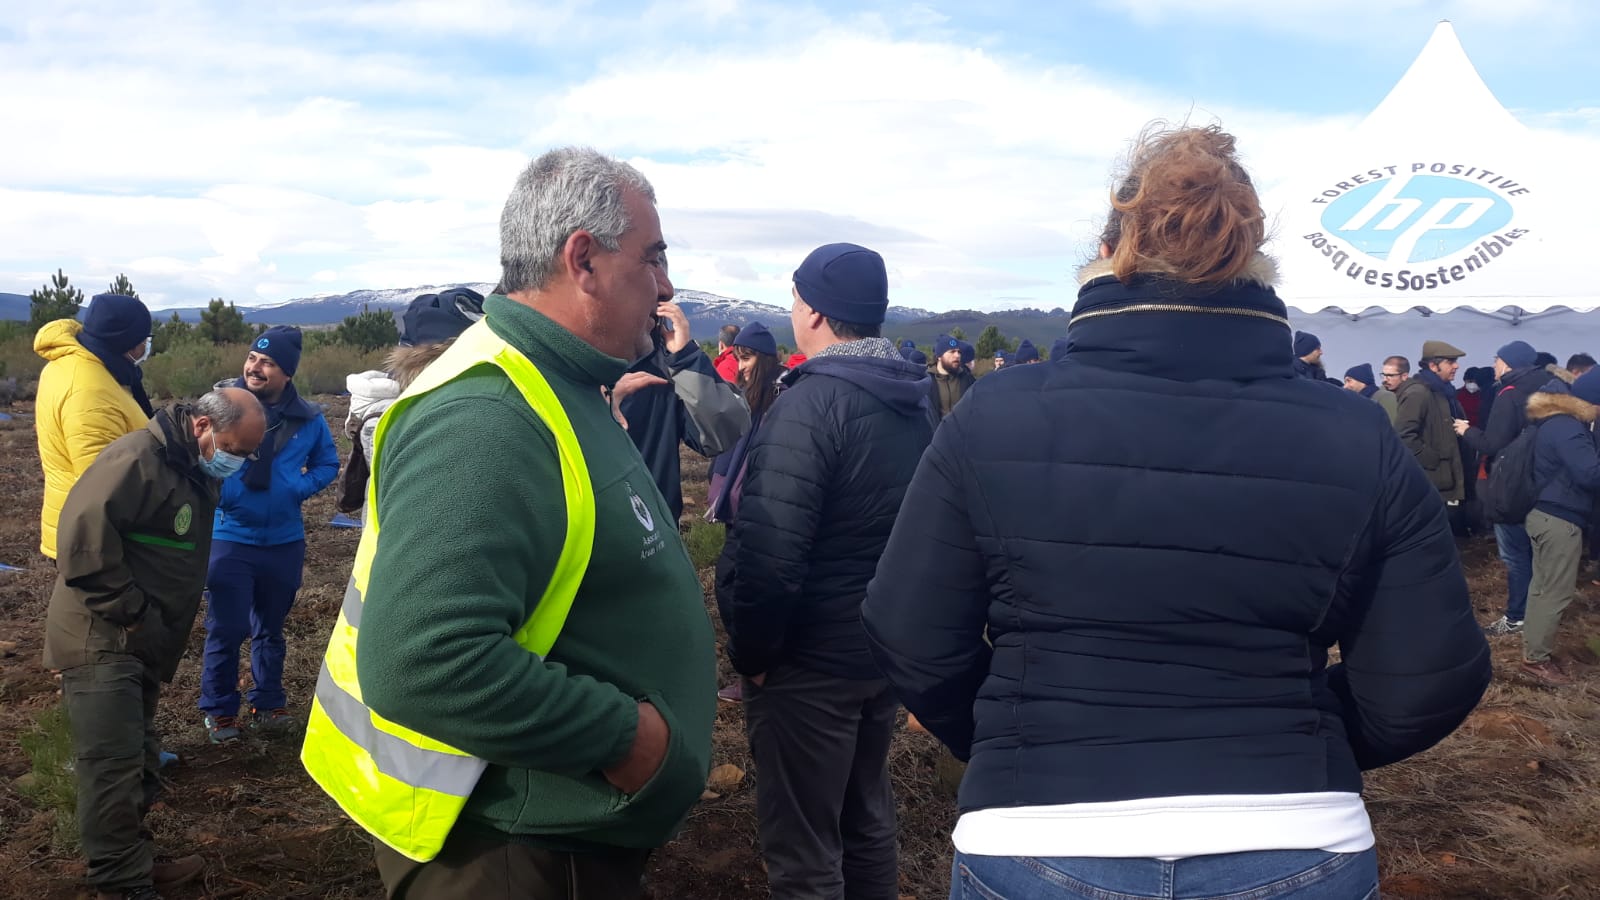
[862,259,1492,814]
[728,347,934,680]
[1527,386,1600,528]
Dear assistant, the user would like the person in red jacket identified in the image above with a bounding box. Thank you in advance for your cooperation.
[712,323,741,382]
[785,351,808,369]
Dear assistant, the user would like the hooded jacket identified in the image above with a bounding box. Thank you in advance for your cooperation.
[33,319,151,558]
[211,379,339,546]
[862,256,1489,816]
[1527,387,1600,528]
[44,407,220,682]
[345,369,402,468]
[1395,371,1466,501]
[728,341,934,679]
[617,335,750,521]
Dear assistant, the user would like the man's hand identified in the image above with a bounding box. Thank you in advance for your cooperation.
[657,302,691,354]
[607,372,670,430]
[1453,418,1471,436]
[602,701,670,795]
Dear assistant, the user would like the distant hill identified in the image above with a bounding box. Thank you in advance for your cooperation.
[1,283,1069,353]
[0,293,27,322]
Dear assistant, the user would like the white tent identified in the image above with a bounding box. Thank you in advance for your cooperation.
[1266,21,1599,379]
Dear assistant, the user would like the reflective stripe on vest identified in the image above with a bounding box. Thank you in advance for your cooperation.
[300,318,596,862]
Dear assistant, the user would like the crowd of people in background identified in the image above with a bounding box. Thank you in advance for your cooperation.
[27,123,1600,900]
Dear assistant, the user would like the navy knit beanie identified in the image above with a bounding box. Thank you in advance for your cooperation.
[908,349,927,365]
[1293,331,1321,358]
[1050,337,1069,361]
[81,293,152,352]
[958,340,974,366]
[1573,369,1600,405]
[793,243,889,326]
[252,325,303,377]
[402,287,486,347]
[733,321,778,357]
[1014,339,1040,364]
[1344,363,1376,386]
[935,334,959,354]
[1495,340,1537,369]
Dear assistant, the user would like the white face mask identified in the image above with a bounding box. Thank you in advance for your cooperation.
[132,336,152,367]
[1465,382,1481,394]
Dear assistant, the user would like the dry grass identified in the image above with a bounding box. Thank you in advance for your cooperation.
[1,409,1599,898]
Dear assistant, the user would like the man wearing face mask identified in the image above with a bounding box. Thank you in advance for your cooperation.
[200,326,340,742]
[35,293,155,561]
[45,388,266,900]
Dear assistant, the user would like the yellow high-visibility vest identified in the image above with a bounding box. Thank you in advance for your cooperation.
[300,318,595,862]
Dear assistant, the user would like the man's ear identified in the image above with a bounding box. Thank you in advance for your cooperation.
[563,231,602,288]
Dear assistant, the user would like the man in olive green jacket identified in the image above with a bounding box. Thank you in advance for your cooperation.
[1395,340,1468,504]
[45,388,264,900]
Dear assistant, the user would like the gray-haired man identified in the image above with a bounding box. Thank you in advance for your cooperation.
[45,388,266,900]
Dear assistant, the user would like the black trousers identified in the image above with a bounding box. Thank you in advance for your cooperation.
[374,832,651,900]
[744,664,899,900]
[61,653,162,891]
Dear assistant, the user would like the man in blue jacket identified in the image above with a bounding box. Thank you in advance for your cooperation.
[201,326,339,741]
[728,243,933,899]
[1520,370,1600,685]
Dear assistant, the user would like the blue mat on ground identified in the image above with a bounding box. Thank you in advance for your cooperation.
[0,563,23,572]
[329,513,361,529]
[0,412,11,421]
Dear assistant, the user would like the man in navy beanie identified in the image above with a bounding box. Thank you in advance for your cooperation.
[34,293,154,562]
[1293,331,1325,381]
[1459,338,1559,636]
[1013,339,1041,365]
[200,325,339,742]
[928,332,975,422]
[1342,362,1398,425]
[726,242,932,899]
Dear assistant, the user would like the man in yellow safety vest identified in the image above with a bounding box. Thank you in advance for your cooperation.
[301,147,717,899]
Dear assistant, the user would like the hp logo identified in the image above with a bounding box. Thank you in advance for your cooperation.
[1322,174,1513,264]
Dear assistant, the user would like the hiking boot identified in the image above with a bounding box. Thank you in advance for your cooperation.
[1484,616,1524,636]
[204,714,242,744]
[95,887,163,900]
[250,706,296,734]
[716,681,744,703]
[152,853,205,888]
[1521,659,1573,686]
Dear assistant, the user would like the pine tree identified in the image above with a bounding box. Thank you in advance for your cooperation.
[151,312,197,354]
[28,269,85,330]
[106,273,138,298]
[975,325,1014,359]
[948,326,967,341]
[199,299,254,345]
[333,305,400,352]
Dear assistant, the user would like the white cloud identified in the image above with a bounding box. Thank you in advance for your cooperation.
[0,1,1594,315]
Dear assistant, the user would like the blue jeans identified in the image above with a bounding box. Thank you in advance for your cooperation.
[951,849,1378,900]
[199,539,306,717]
[1495,523,1532,621]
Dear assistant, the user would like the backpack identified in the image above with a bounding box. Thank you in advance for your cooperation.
[1482,424,1545,525]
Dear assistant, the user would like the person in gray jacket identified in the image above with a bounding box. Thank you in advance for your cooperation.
[1344,363,1398,425]
[612,298,750,520]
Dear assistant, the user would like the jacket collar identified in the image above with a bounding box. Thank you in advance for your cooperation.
[484,294,630,388]
[1063,253,1293,383]
[149,406,212,487]
[1527,390,1599,424]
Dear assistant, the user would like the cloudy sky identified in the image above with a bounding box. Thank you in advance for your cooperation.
[3,0,1596,312]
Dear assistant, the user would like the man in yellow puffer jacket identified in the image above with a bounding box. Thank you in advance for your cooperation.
[34,293,155,559]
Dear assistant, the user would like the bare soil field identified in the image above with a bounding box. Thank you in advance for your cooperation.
[2,399,1598,899]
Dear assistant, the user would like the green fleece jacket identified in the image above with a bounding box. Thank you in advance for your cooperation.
[356,295,716,850]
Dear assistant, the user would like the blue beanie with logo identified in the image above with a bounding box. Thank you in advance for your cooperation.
[252,325,303,377]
